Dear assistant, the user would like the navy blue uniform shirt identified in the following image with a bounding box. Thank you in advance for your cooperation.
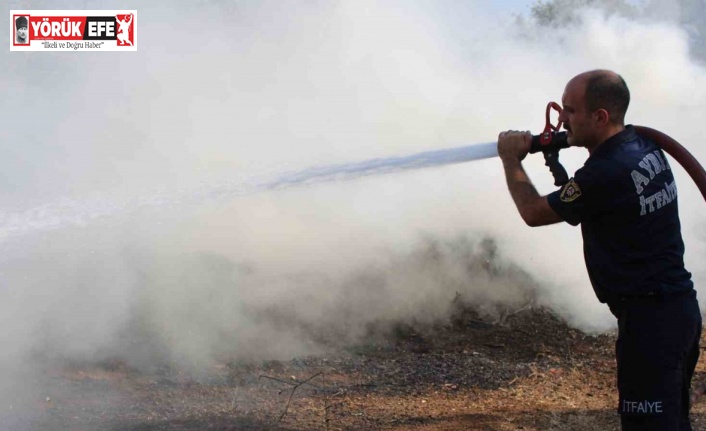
[547,125,693,303]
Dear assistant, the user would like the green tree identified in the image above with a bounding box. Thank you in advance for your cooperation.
[530,0,639,26]
[528,0,706,62]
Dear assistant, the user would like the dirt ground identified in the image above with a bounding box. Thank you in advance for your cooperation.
[22,307,706,431]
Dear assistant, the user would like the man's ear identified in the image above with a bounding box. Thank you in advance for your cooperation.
[594,108,610,126]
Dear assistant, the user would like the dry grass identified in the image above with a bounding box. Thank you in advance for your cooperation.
[25,307,706,430]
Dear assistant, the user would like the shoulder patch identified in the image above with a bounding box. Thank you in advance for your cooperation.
[560,178,582,203]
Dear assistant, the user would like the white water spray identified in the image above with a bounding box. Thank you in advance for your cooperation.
[0,141,499,241]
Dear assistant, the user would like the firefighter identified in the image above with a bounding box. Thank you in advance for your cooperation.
[498,69,701,430]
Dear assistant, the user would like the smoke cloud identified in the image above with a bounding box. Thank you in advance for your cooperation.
[1,0,705,426]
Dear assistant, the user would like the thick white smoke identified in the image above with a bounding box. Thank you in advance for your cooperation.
[1,0,705,425]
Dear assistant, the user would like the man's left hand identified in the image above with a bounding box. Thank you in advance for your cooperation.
[498,130,532,162]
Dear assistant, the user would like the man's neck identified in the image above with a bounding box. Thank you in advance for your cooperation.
[587,124,626,154]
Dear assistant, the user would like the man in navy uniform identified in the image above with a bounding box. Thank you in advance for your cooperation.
[497,69,701,430]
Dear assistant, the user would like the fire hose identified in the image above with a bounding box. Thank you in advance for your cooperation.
[264,102,706,200]
[531,102,706,201]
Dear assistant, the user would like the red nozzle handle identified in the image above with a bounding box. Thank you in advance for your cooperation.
[540,102,563,146]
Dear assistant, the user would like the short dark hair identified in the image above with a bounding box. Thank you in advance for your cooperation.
[584,72,630,125]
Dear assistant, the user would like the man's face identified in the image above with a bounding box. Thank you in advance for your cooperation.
[558,77,597,148]
[17,26,27,41]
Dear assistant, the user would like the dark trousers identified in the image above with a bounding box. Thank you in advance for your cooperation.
[609,290,701,431]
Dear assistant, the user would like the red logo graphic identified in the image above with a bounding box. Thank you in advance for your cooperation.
[115,13,134,46]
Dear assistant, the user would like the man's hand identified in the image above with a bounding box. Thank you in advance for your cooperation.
[497,130,532,162]
[497,129,563,227]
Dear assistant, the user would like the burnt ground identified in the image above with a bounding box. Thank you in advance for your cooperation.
[17,307,706,431]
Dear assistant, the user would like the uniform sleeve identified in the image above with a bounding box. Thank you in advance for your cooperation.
[547,164,605,226]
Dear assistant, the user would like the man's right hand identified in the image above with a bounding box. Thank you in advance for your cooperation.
[497,130,532,162]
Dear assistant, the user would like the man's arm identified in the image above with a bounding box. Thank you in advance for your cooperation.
[497,130,563,227]
[502,158,562,227]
